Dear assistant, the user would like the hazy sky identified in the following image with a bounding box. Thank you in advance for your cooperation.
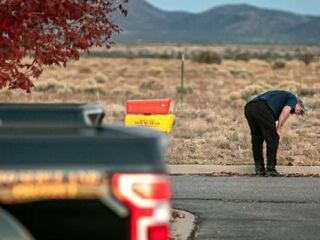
[145,0,320,16]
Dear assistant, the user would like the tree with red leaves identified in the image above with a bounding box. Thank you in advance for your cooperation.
[0,0,128,92]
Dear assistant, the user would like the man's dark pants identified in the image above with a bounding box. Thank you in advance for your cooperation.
[244,101,279,171]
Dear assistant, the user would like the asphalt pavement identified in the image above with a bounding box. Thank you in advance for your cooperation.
[168,165,320,176]
[171,176,320,240]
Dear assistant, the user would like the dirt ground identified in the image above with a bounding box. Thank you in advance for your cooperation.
[1,46,319,166]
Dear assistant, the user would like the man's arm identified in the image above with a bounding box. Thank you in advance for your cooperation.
[277,106,291,137]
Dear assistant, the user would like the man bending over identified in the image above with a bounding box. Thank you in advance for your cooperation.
[244,90,305,176]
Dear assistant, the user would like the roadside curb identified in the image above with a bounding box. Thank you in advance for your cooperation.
[168,165,320,176]
[170,209,198,240]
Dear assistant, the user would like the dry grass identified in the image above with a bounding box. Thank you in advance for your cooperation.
[1,45,320,166]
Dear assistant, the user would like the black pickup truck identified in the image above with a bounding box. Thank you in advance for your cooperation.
[0,103,105,126]
[0,105,171,240]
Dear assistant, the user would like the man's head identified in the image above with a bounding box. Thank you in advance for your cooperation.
[295,98,306,115]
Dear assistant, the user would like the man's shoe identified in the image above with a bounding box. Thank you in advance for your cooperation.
[255,169,266,176]
[266,169,283,177]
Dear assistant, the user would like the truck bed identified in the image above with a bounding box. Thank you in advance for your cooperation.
[0,125,167,173]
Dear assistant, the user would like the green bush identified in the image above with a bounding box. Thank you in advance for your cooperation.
[176,86,193,94]
[34,80,64,92]
[192,51,222,64]
[300,52,314,66]
[272,60,286,70]
[94,73,108,83]
[240,84,265,101]
[81,87,106,95]
[139,80,164,91]
[234,52,250,62]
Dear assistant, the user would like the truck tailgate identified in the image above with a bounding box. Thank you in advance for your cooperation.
[0,125,167,173]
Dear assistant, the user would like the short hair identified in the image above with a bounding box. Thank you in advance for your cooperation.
[297,98,306,115]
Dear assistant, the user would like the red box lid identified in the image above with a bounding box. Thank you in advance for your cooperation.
[126,99,171,114]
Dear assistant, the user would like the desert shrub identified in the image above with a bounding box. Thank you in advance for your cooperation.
[272,60,286,70]
[234,52,250,62]
[298,86,320,96]
[226,91,242,101]
[213,135,231,149]
[86,50,135,59]
[158,51,176,59]
[240,84,266,101]
[230,69,242,77]
[192,51,222,64]
[303,95,320,108]
[148,67,164,76]
[223,48,235,60]
[222,49,315,62]
[299,52,314,65]
[283,53,295,61]
[1,90,12,96]
[259,51,279,61]
[137,50,178,59]
[276,81,319,96]
[230,69,249,78]
[58,86,76,94]
[139,79,164,91]
[176,86,193,94]
[227,131,240,143]
[80,87,106,95]
[94,73,108,84]
[277,81,300,92]
[175,119,210,138]
[224,49,282,62]
[34,80,64,92]
[82,49,181,60]
[110,84,149,99]
[281,133,294,146]
[78,66,92,74]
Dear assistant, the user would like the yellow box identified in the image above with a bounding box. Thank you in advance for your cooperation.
[125,114,175,133]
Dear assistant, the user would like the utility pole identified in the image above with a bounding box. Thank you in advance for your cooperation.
[180,53,185,103]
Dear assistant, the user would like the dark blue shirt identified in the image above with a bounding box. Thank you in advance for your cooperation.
[251,90,297,120]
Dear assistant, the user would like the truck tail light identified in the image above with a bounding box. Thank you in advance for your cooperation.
[148,225,169,240]
[112,174,171,240]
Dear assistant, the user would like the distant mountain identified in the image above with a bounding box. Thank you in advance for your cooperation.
[113,0,320,45]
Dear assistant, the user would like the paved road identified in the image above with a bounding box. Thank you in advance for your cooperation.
[171,176,320,240]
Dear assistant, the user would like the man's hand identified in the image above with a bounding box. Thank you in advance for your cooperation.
[277,106,291,138]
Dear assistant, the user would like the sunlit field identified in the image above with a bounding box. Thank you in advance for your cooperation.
[1,45,320,166]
